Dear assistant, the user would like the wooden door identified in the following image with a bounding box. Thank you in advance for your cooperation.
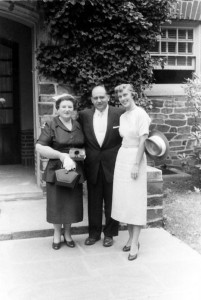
[0,38,20,164]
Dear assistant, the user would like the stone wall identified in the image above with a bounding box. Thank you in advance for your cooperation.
[147,166,163,227]
[148,95,195,167]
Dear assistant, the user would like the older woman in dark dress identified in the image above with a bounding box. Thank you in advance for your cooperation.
[36,94,85,250]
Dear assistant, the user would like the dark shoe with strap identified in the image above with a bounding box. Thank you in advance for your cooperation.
[123,245,131,252]
[103,236,113,247]
[52,242,61,250]
[65,240,75,248]
[123,242,140,252]
[85,237,100,246]
[63,235,75,248]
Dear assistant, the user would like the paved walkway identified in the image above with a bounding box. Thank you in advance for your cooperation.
[1,166,201,299]
[1,229,201,300]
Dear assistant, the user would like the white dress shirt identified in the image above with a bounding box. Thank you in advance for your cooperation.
[93,105,109,147]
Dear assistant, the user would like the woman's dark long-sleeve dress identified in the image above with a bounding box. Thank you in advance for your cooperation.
[37,116,85,224]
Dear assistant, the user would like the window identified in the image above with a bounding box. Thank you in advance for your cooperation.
[150,27,195,83]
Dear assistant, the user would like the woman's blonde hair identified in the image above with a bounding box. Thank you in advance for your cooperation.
[114,83,137,99]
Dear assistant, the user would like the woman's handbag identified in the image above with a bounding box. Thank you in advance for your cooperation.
[55,169,81,188]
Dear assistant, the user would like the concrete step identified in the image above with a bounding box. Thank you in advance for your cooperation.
[0,197,89,241]
[0,192,44,202]
[0,200,129,241]
[0,195,160,241]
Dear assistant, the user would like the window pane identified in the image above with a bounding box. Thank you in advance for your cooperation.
[0,93,13,107]
[168,29,176,39]
[0,109,13,124]
[168,57,176,65]
[161,42,166,52]
[168,42,176,53]
[0,77,13,91]
[0,61,12,75]
[178,42,186,53]
[188,30,193,40]
[188,43,193,53]
[187,57,192,66]
[178,29,186,39]
[0,44,12,59]
[177,56,186,66]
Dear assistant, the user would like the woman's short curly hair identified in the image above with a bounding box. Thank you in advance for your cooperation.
[55,94,77,110]
[114,84,137,100]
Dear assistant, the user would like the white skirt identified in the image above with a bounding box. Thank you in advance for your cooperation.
[111,146,147,225]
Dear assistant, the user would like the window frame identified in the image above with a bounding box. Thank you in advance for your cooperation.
[151,26,196,71]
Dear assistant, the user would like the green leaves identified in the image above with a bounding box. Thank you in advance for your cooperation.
[37,0,175,109]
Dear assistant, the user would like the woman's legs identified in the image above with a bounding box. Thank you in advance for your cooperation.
[130,225,141,255]
[53,224,62,243]
[63,223,73,241]
[125,224,134,247]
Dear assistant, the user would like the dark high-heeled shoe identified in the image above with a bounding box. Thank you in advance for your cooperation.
[63,235,75,248]
[123,242,140,252]
[52,241,61,250]
[123,245,131,252]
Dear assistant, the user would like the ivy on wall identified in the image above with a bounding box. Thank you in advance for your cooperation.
[36,0,176,109]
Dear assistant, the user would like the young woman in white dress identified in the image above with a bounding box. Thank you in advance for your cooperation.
[111,84,151,261]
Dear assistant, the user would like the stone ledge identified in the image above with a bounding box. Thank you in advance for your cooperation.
[147,166,162,181]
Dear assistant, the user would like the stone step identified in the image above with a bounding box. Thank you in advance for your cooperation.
[0,192,44,202]
[0,196,162,241]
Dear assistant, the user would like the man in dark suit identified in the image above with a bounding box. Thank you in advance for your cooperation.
[79,85,124,247]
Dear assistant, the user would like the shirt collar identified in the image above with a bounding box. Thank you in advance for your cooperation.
[55,116,79,131]
[94,105,109,116]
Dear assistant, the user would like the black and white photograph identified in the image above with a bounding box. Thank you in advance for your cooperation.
[0,1,201,299]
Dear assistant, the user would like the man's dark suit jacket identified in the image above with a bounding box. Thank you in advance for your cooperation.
[79,106,124,184]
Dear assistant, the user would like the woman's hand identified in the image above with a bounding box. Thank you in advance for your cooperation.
[60,153,76,171]
[59,153,69,164]
[131,163,139,180]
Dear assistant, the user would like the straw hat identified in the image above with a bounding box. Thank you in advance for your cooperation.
[145,130,169,160]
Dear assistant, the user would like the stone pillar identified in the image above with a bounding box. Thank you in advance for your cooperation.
[147,166,163,226]
[119,166,163,229]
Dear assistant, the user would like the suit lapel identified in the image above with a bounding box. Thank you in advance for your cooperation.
[102,106,114,147]
[88,108,100,148]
